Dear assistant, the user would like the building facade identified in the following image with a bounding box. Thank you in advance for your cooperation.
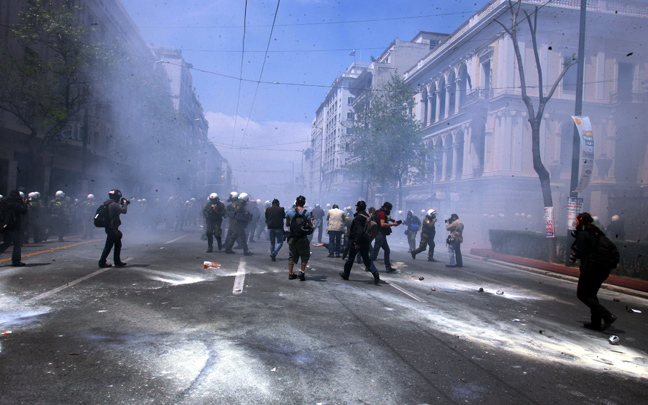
[402,0,648,244]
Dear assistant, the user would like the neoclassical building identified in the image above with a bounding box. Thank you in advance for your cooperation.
[402,0,648,243]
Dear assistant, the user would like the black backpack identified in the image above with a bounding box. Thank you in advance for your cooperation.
[0,200,17,233]
[593,233,620,270]
[290,209,313,238]
[94,202,111,228]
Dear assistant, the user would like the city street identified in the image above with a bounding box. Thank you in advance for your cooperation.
[1,226,647,404]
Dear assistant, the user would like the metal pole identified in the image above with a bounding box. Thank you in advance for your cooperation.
[567,0,587,265]
[569,0,587,197]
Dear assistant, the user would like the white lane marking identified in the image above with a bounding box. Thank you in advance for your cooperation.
[165,235,188,244]
[27,268,112,302]
[389,281,425,303]
[232,259,246,295]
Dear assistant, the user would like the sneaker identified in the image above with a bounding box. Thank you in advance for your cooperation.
[289,273,298,280]
[114,262,127,267]
[98,262,112,268]
[386,267,397,273]
[224,249,235,254]
[11,262,26,267]
[373,272,380,285]
[298,272,305,281]
[206,247,213,253]
[428,258,437,262]
[244,251,254,256]
[602,314,617,330]
[270,254,276,262]
[339,271,349,280]
[411,252,416,259]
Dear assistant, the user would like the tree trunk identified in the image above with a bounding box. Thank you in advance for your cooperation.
[530,120,556,261]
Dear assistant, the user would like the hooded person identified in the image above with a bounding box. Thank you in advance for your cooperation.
[98,189,129,268]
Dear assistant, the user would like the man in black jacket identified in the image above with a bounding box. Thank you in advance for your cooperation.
[570,212,617,331]
[265,199,285,261]
[98,189,129,268]
[0,190,29,266]
[339,201,380,285]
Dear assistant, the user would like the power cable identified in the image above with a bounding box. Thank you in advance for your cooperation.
[231,0,248,147]
[239,0,281,148]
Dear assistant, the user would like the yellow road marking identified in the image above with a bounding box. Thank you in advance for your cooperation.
[0,239,103,263]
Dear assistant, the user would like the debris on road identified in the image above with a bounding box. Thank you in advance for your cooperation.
[609,335,620,345]
[496,290,504,295]
[2,331,12,335]
[419,277,424,281]
[478,287,484,292]
[626,306,642,314]
[203,261,220,269]
[613,298,621,302]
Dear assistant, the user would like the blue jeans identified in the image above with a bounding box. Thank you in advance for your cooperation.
[448,242,462,266]
[370,233,391,268]
[269,228,284,256]
[328,230,343,255]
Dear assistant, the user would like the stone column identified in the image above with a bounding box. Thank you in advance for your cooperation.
[444,84,452,119]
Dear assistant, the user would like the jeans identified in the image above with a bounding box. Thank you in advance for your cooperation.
[448,242,462,267]
[100,228,123,264]
[328,230,343,255]
[268,228,284,256]
[370,233,391,268]
[342,242,378,278]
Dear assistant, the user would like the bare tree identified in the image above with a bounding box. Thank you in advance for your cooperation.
[496,0,576,260]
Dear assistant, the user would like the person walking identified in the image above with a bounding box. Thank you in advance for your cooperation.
[223,193,254,256]
[203,193,225,252]
[285,195,312,280]
[445,213,464,268]
[570,212,618,331]
[265,198,286,261]
[98,189,129,268]
[403,210,421,253]
[0,190,29,266]
[370,202,401,273]
[412,209,438,262]
[311,203,325,243]
[339,200,380,285]
[325,204,345,257]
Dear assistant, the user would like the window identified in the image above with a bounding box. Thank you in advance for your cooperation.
[563,64,577,92]
[347,112,354,120]
[347,97,355,105]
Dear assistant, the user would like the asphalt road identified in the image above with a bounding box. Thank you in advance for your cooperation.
[1,225,647,404]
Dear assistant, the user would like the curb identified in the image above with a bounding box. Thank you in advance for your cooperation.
[470,248,648,293]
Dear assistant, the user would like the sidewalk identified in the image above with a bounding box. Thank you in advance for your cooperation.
[470,248,648,293]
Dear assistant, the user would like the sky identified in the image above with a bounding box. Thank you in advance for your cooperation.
[119,0,492,192]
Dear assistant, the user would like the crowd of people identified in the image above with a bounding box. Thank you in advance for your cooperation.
[0,188,624,332]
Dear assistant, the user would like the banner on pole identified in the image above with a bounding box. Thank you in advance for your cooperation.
[572,116,594,192]
[567,197,584,231]
[544,207,555,238]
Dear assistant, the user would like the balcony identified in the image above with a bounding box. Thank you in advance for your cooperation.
[463,88,493,107]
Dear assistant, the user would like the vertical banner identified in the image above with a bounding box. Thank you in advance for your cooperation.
[544,207,555,238]
[567,197,584,231]
[571,116,594,192]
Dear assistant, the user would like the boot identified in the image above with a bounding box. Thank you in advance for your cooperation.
[216,238,222,250]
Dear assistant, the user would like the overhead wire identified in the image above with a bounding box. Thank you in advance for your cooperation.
[239,0,281,149]
[231,0,248,148]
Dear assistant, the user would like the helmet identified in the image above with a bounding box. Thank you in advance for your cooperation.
[33,191,40,199]
[229,191,238,199]
[55,190,65,199]
[265,200,271,208]
[427,209,437,217]
[256,199,261,204]
[315,203,321,208]
[209,193,219,201]
[19,191,25,199]
[239,192,249,202]
[87,194,95,200]
[332,204,339,209]
[190,198,196,202]
[109,189,123,201]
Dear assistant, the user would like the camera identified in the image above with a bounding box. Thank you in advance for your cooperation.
[396,220,402,225]
[121,197,130,205]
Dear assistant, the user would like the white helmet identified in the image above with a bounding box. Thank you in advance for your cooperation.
[28,192,36,200]
[55,190,65,199]
[19,191,26,199]
[265,200,271,208]
[256,199,261,204]
[33,191,40,199]
[209,193,219,201]
[229,191,238,199]
[87,194,95,200]
[239,192,249,202]
[427,209,437,217]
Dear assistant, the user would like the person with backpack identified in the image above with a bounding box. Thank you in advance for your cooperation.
[570,212,618,331]
[0,190,29,266]
[339,200,380,285]
[285,195,313,281]
[370,202,401,273]
[98,189,129,268]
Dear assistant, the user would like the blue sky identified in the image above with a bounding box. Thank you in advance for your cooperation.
[120,0,491,190]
